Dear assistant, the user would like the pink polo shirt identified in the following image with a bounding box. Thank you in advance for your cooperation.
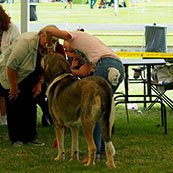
[67,31,117,67]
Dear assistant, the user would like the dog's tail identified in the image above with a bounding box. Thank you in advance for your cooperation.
[100,91,115,157]
[105,141,116,156]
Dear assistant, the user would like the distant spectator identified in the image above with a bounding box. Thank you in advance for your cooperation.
[0,0,6,3]
[107,0,114,7]
[119,0,126,7]
[64,0,72,9]
[98,0,106,9]
[90,0,97,9]
[6,0,14,3]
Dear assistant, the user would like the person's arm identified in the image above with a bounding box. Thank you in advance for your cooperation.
[32,76,44,98]
[71,62,92,77]
[7,67,20,100]
[45,27,71,48]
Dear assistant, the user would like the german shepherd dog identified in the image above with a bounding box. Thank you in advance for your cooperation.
[41,53,115,168]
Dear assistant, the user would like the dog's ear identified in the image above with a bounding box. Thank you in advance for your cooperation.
[50,53,71,74]
[44,64,52,82]
[44,53,71,82]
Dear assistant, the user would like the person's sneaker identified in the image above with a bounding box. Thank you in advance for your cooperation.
[28,139,45,146]
[13,141,23,147]
[0,116,7,125]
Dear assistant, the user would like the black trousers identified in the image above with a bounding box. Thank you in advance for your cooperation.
[5,75,38,144]
[37,83,49,116]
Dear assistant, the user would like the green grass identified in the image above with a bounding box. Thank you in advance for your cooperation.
[1,82,173,172]
[1,0,173,46]
[0,105,173,172]
[1,2,173,171]
[2,0,173,25]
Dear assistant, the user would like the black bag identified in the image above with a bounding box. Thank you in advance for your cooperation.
[0,0,6,3]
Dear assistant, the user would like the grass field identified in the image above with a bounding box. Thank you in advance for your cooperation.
[0,104,173,172]
[1,1,173,172]
[1,0,173,46]
[2,0,173,25]
[0,81,173,172]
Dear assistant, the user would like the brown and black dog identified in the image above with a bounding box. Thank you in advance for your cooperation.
[41,53,115,168]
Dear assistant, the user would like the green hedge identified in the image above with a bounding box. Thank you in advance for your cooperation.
[73,0,89,4]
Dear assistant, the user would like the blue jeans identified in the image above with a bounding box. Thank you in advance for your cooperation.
[93,57,124,158]
[94,57,124,93]
[93,122,105,158]
[90,0,97,8]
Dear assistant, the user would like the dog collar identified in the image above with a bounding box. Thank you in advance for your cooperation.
[46,73,74,97]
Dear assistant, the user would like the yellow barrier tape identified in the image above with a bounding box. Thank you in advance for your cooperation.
[115,51,173,58]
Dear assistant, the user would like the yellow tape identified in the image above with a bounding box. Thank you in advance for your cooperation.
[115,51,173,58]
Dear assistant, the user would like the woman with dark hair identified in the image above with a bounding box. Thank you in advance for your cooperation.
[0,5,19,53]
[0,5,20,126]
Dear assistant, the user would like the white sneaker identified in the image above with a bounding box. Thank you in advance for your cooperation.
[0,116,7,125]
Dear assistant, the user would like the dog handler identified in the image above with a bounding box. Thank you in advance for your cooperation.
[0,25,57,146]
[45,27,124,161]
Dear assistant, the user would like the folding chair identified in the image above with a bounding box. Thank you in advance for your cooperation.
[148,81,173,110]
[148,62,173,110]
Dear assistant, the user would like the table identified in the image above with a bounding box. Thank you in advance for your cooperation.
[115,58,167,134]
[122,58,166,102]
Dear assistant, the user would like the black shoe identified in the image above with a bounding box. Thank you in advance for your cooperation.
[28,139,45,146]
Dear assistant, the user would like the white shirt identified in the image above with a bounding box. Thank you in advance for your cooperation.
[1,22,20,53]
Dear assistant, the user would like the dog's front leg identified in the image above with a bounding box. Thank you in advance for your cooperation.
[69,125,79,161]
[54,126,65,161]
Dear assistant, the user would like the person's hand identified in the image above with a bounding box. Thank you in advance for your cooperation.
[8,85,20,100]
[79,63,92,76]
[32,81,42,98]
[71,58,79,69]
[90,68,95,73]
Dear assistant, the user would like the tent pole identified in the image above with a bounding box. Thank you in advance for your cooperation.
[21,0,29,33]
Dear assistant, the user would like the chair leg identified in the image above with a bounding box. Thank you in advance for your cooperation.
[148,85,165,110]
[125,102,129,123]
[150,85,173,110]
[114,92,129,123]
